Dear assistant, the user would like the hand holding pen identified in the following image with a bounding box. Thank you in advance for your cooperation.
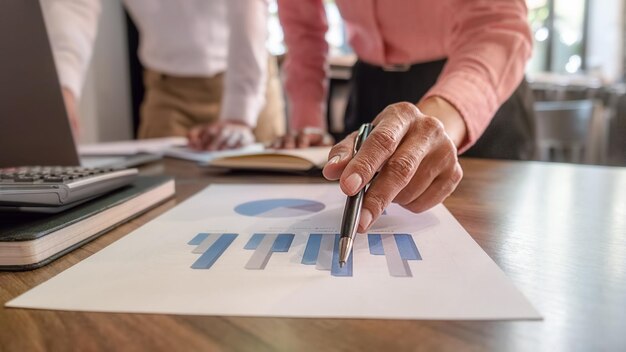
[324,102,463,236]
[338,123,372,267]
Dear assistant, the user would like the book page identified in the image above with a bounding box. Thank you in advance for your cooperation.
[209,147,332,170]
[267,147,331,168]
[165,144,265,163]
[7,184,540,320]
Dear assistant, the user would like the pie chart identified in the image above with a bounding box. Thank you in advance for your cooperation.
[234,198,326,218]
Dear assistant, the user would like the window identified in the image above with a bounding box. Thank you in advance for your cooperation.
[269,0,589,74]
[527,0,588,74]
[267,0,349,56]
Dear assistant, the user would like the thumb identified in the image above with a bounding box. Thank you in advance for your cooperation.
[322,131,357,180]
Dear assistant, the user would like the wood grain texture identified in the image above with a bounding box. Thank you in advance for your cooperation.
[1,158,625,351]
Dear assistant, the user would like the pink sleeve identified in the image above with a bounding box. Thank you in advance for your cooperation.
[423,0,532,153]
[277,0,329,131]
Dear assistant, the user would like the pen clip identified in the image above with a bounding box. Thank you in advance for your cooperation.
[353,123,372,155]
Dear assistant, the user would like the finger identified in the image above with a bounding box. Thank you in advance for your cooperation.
[357,132,431,232]
[321,133,335,146]
[297,133,311,148]
[269,137,282,149]
[199,128,216,150]
[208,129,231,151]
[339,103,416,196]
[402,163,463,214]
[322,131,357,180]
[187,127,203,150]
[305,133,324,147]
[313,133,335,146]
[283,134,297,149]
[223,131,241,150]
[241,131,255,147]
[306,134,320,147]
[197,128,215,150]
[392,140,457,206]
[69,115,80,136]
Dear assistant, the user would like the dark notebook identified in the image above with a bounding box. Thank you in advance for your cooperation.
[0,175,175,270]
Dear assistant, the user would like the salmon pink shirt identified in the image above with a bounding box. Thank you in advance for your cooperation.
[277,0,532,151]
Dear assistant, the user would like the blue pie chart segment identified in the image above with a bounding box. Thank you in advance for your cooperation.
[234,199,325,218]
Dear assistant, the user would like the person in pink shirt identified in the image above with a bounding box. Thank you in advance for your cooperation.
[276,0,534,231]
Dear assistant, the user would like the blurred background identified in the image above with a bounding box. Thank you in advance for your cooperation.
[78,0,626,166]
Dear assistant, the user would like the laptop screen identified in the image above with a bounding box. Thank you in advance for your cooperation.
[0,1,80,168]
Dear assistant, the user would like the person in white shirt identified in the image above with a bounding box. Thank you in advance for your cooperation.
[41,0,285,150]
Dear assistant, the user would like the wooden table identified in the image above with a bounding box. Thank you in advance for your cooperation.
[1,158,625,351]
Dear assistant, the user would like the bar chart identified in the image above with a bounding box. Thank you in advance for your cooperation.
[188,232,422,277]
[188,233,238,269]
[9,185,541,321]
[301,234,353,277]
[244,233,295,269]
[368,234,422,277]
[233,198,325,218]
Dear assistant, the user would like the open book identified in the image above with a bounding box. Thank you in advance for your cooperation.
[166,146,332,172]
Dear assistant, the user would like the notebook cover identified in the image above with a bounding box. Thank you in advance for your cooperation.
[0,175,174,270]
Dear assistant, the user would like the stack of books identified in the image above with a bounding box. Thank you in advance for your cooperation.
[0,176,175,270]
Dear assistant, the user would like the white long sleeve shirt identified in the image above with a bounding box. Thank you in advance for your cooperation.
[40,0,269,127]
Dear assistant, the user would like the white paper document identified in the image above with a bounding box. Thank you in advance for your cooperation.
[7,185,540,320]
[79,137,187,156]
[164,143,265,163]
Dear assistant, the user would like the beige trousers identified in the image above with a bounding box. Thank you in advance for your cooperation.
[138,58,285,143]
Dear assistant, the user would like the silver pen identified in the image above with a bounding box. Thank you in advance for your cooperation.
[338,123,373,267]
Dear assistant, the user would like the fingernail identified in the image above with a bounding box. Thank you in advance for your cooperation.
[359,208,372,231]
[344,173,363,194]
[327,155,342,165]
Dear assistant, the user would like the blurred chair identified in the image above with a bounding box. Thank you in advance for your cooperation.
[607,88,626,166]
[534,100,598,163]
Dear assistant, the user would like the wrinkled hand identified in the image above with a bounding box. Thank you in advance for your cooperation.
[271,127,334,149]
[62,88,80,141]
[188,121,255,151]
[323,102,463,232]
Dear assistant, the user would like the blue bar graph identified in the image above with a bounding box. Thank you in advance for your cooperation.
[331,234,352,277]
[244,233,295,270]
[367,234,384,255]
[301,234,352,277]
[188,233,209,246]
[368,233,422,277]
[301,234,323,265]
[394,234,422,260]
[188,232,420,277]
[190,233,238,269]
[244,233,265,250]
[272,234,294,252]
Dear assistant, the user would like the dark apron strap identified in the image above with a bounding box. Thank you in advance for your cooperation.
[343,60,536,160]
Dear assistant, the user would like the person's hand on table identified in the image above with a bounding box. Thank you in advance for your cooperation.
[323,99,465,233]
[61,87,81,142]
[188,120,255,151]
[270,127,334,149]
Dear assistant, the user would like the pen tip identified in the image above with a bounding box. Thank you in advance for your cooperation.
[339,261,345,268]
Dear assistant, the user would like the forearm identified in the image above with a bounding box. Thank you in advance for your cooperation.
[40,0,101,98]
[424,0,532,152]
[277,0,329,131]
[417,96,467,149]
[222,0,269,127]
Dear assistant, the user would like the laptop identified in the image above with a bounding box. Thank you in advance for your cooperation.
[0,1,169,212]
[0,0,160,169]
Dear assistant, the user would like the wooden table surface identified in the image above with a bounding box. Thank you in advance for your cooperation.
[1,158,625,351]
